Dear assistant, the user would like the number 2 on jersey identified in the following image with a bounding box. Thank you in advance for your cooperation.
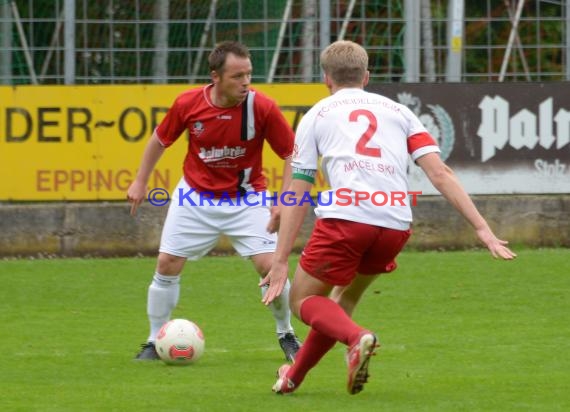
[349,109,381,157]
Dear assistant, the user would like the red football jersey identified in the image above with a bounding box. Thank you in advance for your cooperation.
[156,84,294,197]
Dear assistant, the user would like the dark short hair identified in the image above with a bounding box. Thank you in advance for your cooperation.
[208,41,251,73]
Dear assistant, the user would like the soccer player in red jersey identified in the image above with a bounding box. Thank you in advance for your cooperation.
[127,41,301,362]
[261,40,516,395]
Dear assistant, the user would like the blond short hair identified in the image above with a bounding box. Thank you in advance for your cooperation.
[320,40,368,86]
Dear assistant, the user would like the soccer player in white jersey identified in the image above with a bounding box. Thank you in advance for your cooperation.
[127,41,301,362]
[261,40,516,395]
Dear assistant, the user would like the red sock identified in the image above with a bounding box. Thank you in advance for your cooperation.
[299,295,365,347]
[287,328,336,386]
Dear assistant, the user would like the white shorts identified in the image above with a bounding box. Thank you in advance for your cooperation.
[159,177,277,259]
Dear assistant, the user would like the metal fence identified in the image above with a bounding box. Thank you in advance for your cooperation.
[0,0,568,85]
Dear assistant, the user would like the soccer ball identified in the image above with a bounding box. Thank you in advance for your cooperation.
[155,318,205,365]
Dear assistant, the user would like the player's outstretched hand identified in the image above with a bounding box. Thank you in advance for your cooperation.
[259,261,289,305]
[476,227,517,260]
[127,180,147,216]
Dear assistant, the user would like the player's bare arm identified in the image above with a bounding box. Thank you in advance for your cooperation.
[127,131,166,216]
[267,156,293,233]
[261,178,313,305]
[416,153,517,260]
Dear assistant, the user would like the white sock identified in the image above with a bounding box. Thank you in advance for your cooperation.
[146,272,180,342]
[261,278,294,336]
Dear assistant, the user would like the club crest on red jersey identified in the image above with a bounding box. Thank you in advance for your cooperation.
[192,121,205,137]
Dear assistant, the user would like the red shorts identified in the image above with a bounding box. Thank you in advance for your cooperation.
[299,218,411,286]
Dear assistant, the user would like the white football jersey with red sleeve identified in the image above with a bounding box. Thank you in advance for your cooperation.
[293,88,440,230]
[156,84,294,197]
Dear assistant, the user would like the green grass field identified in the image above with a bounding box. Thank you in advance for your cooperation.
[1,249,569,412]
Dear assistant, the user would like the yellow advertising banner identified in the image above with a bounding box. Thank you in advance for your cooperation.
[0,84,329,200]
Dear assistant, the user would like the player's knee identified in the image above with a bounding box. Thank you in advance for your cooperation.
[156,253,186,275]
